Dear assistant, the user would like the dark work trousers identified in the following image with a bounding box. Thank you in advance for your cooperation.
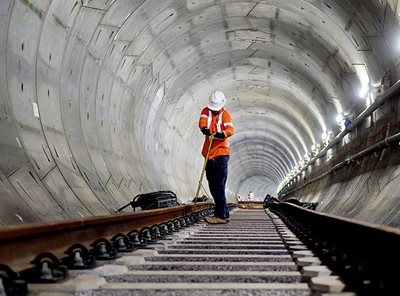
[205,155,230,220]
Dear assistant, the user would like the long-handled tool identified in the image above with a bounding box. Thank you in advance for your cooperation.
[194,135,214,202]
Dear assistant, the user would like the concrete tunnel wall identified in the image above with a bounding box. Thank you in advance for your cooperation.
[0,0,400,227]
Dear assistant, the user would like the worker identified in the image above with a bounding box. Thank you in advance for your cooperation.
[199,90,234,224]
[248,191,254,202]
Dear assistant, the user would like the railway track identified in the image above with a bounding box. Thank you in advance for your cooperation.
[26,209,316,296]
[1,202,399,295]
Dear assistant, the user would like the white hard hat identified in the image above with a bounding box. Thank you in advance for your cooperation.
[208,90,226,111]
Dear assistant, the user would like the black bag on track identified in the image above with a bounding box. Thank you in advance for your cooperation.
[128,190,178,211]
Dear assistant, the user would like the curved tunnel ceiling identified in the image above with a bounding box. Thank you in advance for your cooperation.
[0,0,399,223]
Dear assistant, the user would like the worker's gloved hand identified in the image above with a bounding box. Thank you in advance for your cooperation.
[201,127,211,136]
[215,132,225,139]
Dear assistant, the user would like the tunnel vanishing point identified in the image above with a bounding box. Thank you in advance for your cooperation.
[0,0,400,228]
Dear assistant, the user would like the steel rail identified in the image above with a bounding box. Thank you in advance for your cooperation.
[0,203,212,271]
[269,202,400,296]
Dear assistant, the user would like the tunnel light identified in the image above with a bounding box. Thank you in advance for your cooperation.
[355,65,370,98]
[371,81,381,88]
[359,84,369,98]
[336,114,344,124]
[321,130,332,143]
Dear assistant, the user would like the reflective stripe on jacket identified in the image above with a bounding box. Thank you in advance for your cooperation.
[198,107,234,159]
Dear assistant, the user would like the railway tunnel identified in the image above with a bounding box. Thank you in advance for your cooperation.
[1,0,400,227]
[1,1,400,295]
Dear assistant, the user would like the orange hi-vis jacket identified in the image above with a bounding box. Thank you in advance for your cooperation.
[198,107,234,159]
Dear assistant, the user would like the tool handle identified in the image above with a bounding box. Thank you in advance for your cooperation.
[194,135,214,201]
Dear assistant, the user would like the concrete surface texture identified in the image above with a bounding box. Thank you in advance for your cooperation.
[0,0,399,226]
[292,148,400,228]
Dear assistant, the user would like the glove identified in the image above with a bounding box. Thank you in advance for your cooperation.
[215,132,225,139]
[201,127,211,136]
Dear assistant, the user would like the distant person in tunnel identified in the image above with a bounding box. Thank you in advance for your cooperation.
[199,90,234,224]
[248,191,254,202]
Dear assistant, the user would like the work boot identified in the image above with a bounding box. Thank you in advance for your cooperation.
[205,216,227,224]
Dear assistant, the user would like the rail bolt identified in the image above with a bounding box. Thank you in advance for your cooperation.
[167,221,177,233]
[180,217,188,227]
[63,244,96,269]
[141,228,155,244]
[160,223,170,236]
[151,226,161,241]
[0,264,27,296]
[20,252,68,283]
[127,230,142,248]
[192,213,200,223]
[173,219,181,230]
[90,238,117,260]
[111,233,134,253]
